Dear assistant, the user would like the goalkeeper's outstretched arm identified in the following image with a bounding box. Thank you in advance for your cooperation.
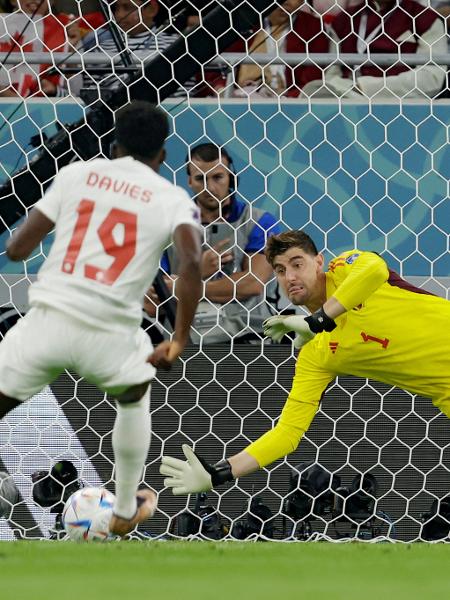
[159,250,387,493]
[160,395,319,495]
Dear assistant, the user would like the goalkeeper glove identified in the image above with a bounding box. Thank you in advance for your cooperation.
[263,314,316,349]
[159,444,233,495]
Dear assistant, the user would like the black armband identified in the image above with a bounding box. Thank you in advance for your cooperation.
[305,307,337,333]
[195,451,234,487]
[210,459,234,486]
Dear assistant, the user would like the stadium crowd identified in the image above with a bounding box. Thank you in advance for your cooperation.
[0,0,447,99]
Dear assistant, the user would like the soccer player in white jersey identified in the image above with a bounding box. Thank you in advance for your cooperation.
[0,100,202,537]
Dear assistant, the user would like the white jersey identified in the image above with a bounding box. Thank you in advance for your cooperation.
[30,156,200,332]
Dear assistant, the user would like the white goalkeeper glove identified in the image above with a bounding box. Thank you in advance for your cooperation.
[263,314,316,349]
[159,444,234,495]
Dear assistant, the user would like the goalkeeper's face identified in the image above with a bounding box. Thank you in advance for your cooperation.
[273,247,325,307]
[188,158,233,216]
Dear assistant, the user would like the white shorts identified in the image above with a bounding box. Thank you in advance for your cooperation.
[0,306,156,401]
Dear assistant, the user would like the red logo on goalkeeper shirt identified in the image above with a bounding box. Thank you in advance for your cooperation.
[328,258,346,272]
[329,342,339,354]
[361,332,389,349]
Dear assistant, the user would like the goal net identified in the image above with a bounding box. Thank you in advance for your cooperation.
[0,0,449,542]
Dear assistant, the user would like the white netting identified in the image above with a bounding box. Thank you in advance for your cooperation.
[0,0,449,541]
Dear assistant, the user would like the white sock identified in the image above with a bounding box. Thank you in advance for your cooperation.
[112,386,151,519]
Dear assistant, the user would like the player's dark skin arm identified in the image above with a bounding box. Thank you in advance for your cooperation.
[6,208,54,262]
[149,224,202,370]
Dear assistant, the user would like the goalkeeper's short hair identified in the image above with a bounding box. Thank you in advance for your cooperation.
[115,101,169,161]
[265,230,319,266]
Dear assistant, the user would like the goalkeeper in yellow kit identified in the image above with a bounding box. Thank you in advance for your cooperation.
[160,230,450,494]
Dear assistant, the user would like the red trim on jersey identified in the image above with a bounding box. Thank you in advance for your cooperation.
[387,270,436,296]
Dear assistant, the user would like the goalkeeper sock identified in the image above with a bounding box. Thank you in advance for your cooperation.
[112,386,151,519]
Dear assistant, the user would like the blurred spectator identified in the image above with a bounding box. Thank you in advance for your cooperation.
[145,143,281,344]
[54,14,84,97]
[234,0,328,98]
[312,0,447,98]
[430,0,450,51]
[178,1,246,97]
[81,0,197,96]
[307,0,360,25]
[69,10,105,38]
[52,0,105,35]
[431,0,450,18]
[65,15,81,47]
[54,11,106,97]
[0,0,71,97]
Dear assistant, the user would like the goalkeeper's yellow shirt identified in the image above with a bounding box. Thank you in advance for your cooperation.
[245,249,450,467]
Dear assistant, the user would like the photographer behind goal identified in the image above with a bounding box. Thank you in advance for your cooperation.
[145,143,281,343]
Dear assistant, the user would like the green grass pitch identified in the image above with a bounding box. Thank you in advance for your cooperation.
[1,540,449,600]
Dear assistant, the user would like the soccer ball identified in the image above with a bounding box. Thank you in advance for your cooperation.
[62,487,115,541]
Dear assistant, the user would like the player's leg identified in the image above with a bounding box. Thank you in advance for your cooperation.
[73,326,157,537]
[109,381,156,537]
[0,308,66,415]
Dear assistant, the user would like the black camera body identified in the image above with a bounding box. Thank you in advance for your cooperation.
[231,496,275,540]
[283,461,341,522]
[333,473,378,521]
[283,462,380,540]
[32,460,82,514]
[171,493,229,539]
[172,493,275,540]
[420,495,450,541]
